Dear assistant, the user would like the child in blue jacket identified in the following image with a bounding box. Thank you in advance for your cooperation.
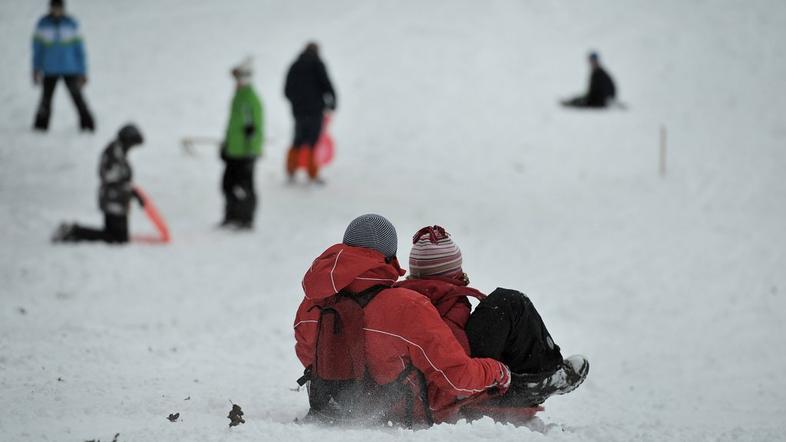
[32,0,95,132]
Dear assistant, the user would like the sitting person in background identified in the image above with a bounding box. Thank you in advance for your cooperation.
[52,124,144,244]
[395,225,589,407]
[562,51,616,108]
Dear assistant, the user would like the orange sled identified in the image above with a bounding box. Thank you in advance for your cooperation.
[131,186,171,244]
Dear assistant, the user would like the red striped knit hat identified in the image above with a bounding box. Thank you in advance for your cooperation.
[409,226,463,278]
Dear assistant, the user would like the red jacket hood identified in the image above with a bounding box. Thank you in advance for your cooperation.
[302,244,405,300]
[394,277,487,355]
[395,277,486,306]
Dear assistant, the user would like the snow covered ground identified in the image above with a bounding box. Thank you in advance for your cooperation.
[2,0,786,440]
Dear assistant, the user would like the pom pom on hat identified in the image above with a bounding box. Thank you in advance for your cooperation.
[231,57,254,80]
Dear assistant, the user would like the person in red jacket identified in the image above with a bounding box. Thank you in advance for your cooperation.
[294,214,511,425]
[396,225,589,407]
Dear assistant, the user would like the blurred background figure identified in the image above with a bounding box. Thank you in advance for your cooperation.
[284,42,336,184]
[220,58,263,230]
[32,0,95,132]
[561,51,616,109]
[52,124,144,243]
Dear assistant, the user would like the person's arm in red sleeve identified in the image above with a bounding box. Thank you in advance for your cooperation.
[293,298,320,368]
[398,295,510,398]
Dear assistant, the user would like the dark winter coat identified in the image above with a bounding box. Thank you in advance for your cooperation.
[586,66,616,107]
[97,141,133,216]
[294,244,508,424]
[284,51,336,117]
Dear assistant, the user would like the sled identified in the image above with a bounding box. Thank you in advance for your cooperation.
[461,404,544,425]
[450,389,543,425]
[131,186,171,244]
[180,136,221,157]
[297,114,335,168]
[559,97,628,110]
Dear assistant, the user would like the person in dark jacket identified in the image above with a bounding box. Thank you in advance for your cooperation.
[562,51,616,109]
[397,226,589,407]
[284,42,336,183]
[52,124,144,244]
[32,0,95,131]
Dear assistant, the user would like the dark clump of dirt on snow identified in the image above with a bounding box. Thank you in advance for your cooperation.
[228,404,245,427]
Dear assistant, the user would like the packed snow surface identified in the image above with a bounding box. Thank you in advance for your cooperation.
[2,0,786,440]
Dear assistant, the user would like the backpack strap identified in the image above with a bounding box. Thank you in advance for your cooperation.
[296,285,387,387]
[339,284,388,307]
[297,366,312,387]
[388,364,433,428]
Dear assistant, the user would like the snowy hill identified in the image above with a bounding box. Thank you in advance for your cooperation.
[1,0,785,440]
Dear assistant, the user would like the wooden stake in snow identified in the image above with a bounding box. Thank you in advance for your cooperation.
[659,125,667,177]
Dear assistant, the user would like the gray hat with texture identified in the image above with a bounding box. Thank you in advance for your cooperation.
[343,214,398,258]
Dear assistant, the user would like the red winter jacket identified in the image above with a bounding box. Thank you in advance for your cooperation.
[294,244,508,422]
[394,277,486,355]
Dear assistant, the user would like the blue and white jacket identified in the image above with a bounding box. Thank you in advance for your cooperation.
[32,14,87,76]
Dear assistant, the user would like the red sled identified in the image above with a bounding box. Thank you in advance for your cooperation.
[297,114,335,168]
[462,404,544,425]
[434,390,543,426]
[131,186,171,244]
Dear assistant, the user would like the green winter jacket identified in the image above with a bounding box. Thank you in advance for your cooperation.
[224,85,264,159]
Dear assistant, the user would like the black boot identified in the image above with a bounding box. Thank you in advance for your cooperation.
[34,109,50,131]
[51,223,75,242]
[80,115,95,132]
[498,355,589,407]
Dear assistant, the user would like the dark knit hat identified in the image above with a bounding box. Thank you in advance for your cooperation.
[343,214,398,258]
[409,226,463,278]
[118,124,143,148]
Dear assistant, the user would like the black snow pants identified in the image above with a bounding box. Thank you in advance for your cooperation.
[67,214,129,244]
[222,158,257,225]
[34,75,95,131]
[292,114,323,148]
[466,288,564,375]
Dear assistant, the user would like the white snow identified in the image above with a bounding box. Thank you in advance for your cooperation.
[1,0,786,441]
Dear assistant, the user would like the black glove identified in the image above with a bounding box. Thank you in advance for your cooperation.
[219,142,229,162]
[131,188,145,207]
[324,93,336,111]
[243,123,255,141]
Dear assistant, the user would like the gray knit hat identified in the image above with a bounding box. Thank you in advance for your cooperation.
[342,214,398,258]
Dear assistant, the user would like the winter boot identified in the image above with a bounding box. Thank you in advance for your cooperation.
[80,115,95,132]
[499,355,589,407]
[33,109,50,131]
[518,355,589,403]
[51,223,75,243]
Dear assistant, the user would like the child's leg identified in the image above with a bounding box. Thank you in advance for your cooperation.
[466,288,563,375]
[104,214,129,243]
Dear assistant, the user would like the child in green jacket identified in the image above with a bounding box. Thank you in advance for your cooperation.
[221,58,264,229]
